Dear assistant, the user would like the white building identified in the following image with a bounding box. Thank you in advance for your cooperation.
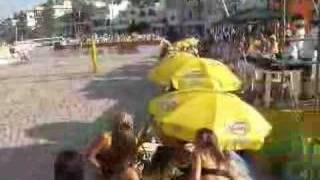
[26,10,36,28]
[52,0,72,19]
[112,1,166,32]
[163,0,218,36]
[91,1,107,8]
[64,0,269,36]
[26,5,44,29]
[92,0,166,34]
[92,7,110,35]
[26,0,72,29]
[162,0,268,36]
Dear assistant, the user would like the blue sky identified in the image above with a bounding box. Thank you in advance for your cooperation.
[0,0,46,18]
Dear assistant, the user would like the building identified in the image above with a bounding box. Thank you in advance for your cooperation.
[26,11,36,28]
[52,0,72,19]
[112,1,166,33]
[25,0,72,29]
[236,0,267,11]
[162,0,268,36]
[91,0,129,35]
[92,0,166,34]
[26,5,44,29]
[163,0,218,36]
[92,7,110,35]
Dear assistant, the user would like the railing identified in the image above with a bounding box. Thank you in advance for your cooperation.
[16,37,64,47]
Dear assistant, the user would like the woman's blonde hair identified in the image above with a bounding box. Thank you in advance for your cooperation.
[111,111,136,162]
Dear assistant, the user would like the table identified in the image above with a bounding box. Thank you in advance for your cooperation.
[261,69,302,108]
[272,59,319,67]
[273,59,320,106]
[250,57,320,107]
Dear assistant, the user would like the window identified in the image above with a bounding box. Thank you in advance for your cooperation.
[130,10,136,15]
[106,19,110,26]
[93,19,105,27]
[148,9,156,16]
[140,10,146,17]
[188,11,193,20]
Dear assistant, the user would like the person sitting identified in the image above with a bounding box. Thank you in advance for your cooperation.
[54,150,84,180]
[190,129,249,180]
[267,35,279,57]
[159,39,172,59]
[83,111,140,180]
[283,40,299,60]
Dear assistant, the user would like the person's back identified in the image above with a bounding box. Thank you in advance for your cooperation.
[197,150,230,180]
[191,129,251,180]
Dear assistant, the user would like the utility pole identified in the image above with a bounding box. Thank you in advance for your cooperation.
[315,8,320,108]
[283,0,286,45]
[12,19,18,42]
[312,0,319,15]
[110,0,114,35]
[15,25,18,42]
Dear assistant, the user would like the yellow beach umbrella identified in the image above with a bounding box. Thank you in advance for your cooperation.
[148,89,272,150]
[169,37,200,56]
[148,52,241,92]
[172,37,199,49]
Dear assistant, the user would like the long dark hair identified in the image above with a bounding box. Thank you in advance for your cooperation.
[194,129,228,166]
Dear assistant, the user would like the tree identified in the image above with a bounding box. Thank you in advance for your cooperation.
[34,1,56,37]
[14,11,29,40]
[0,18,16,42]
[127,21,150,33]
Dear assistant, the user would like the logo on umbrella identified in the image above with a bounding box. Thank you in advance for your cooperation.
[228,122,249,136]
[160,99,178,111]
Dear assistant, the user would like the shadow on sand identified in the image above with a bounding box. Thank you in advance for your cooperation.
[81,60,157,128]
[0,110,114,180]
[0,59,158,180]
[0,49,158,178]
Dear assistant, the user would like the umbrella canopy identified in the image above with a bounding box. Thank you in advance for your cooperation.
[164,37,200,56]
[216,8,281,24]
[148,52,241,92]
[172,37,199,50]
[149,89,272,150]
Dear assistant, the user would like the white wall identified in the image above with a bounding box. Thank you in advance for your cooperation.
[109,0,130,20]
[26,11,36,28]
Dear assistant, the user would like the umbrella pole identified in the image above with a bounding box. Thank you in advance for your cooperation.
[312,0,319,15]
[315,11,320,110]
[220,0,230,17]
[283,0,287,46]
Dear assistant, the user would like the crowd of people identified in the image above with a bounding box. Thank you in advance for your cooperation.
[82,33,162,46]
[211,18,319,62]
[54,111,253,180]
[53,35,260,180]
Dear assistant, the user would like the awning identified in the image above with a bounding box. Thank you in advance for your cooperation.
[215,8,281,25]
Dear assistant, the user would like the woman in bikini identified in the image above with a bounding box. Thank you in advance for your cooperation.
[191,129,249,180]
[84,111,140,180]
